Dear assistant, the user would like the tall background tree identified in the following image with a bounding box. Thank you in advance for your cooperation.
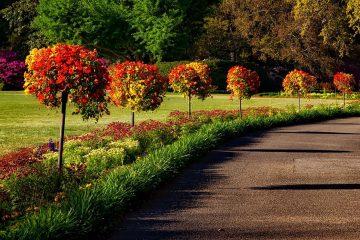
[0,0,22,50]
[1,0,47,57]
[195,0,251,61]
[1,0,359,90]
[32,0,134,59]
[347,0,360,35]
[129,0,183,62]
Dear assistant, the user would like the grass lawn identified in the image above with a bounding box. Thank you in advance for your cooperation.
[0,91,344,156]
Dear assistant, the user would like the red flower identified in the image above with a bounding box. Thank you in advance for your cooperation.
[24,44,110,120]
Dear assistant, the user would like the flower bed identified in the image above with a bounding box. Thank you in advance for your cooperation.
[0,106,278,227]
[0,107,278,180]
[1,103,359,240]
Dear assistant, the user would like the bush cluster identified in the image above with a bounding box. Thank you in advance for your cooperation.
[0,50,26,90]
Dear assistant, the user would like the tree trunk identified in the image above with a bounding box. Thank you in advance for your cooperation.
[298,91,301,112]
[188,94,192,117]
[58,92,68,176]
[239,97,243,119]
[230,51,235,62]
[343,93,346,108]
[131,111,135,127]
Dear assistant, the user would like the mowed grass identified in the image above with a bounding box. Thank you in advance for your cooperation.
[0,91,343,155]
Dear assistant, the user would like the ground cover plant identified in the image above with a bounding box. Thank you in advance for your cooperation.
[0,102,359,240]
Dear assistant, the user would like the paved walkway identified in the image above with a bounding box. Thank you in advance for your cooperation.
[109,117,360,240]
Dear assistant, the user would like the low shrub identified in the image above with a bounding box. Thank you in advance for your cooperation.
[1,164,60,214]
[85,148,127,175]
[0,50,26,90]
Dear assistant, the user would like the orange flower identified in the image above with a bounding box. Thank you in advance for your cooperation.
[24,43,110,120]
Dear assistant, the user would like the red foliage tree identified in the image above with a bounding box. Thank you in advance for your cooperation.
[226,66,260,117]
[24,43,110,174]
[169,64,213,116]
[333,72,355,107]
[282,69,317,110]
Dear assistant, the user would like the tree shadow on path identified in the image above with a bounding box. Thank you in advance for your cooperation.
[251,183,360,191]
[104,132,265,240]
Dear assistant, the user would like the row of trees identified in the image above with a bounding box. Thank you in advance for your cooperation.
[24,43,357,174]
[23,43,260,174]
[283,70,356,110]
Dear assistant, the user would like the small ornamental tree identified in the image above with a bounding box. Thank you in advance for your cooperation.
[282,69,317,111]
[24,43,110,174]
[226,66,260,118]
[333,72,355,107]
[108,61,167,126]
[169,63,213,117]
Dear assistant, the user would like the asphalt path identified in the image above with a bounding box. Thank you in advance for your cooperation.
[109,117,360,240]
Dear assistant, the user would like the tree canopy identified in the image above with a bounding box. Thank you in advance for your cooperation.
[33,0,134,59]
[0,0,359,81]
[196,0,359,76]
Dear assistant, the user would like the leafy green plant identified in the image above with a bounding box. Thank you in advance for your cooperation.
[85,148,126,175]
[2,164,60,213]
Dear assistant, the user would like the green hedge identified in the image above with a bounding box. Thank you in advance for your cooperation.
[3,104,360,240]
[157,59,269,91]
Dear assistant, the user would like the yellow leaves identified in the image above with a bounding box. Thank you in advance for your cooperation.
[109,62,167,112]
[25,48,39,68]
[347,0,360,34]
[79,183,93,190]
[186,62,211,83]
[283,69,316,96]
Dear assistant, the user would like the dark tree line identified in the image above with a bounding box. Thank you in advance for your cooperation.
[0,0,359,85]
